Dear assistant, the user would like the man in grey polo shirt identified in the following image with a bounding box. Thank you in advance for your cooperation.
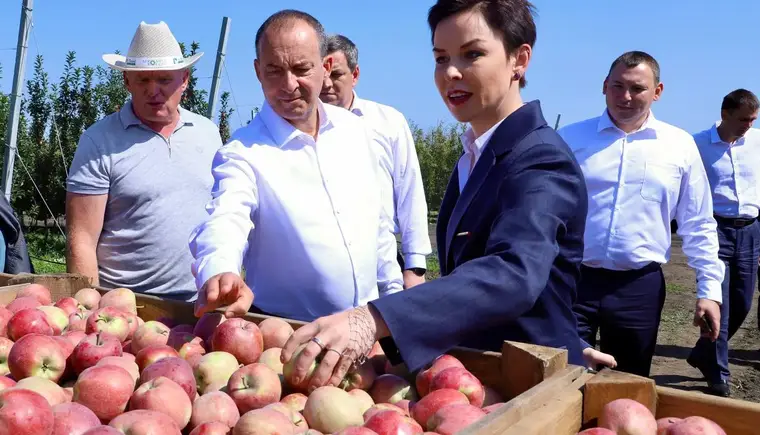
[66,21,222,300]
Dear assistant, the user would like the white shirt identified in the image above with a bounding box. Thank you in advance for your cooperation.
[693,124,760,219]
[350,92,432,269]
[458,117,507,192]
[559,110,724,303]
[188,100,403,321]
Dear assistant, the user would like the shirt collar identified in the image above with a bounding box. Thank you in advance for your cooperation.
[349,90,365,116]
[597,108,657,135]
[118,100,194,130]
[259,99,332,148]
[710,121,746,146]
[460,116,507,157]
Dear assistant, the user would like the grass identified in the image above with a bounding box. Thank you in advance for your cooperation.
[666,283,690,294]
[24,228,67,274]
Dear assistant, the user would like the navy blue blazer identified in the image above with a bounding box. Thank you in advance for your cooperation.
[370,100,588,372]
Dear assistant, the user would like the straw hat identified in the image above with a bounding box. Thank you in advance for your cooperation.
[102,21,203,71]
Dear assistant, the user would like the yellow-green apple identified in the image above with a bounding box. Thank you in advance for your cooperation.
[108,409,182,434]
[52,402,101,435]
[258,347,284,374]
[14,376,69,406]
[334,428,379,435]
[194,351,239,395]
[210,318,263,366]
[227,363,282,414]
[67,311,89,332]
[599,398,657,435]
[54,298,82,317]
[257,318,294,350]
[193,313,226,345]
[140,356,196,401]
[70,332,122,375]
[98,288,137,314]
[135,344,179,372]
[265,402,308,430]
[410,389,468,429]
[429,367,485,407]
[369,374,417,405]
[7,308,53,340]
[129,376,192,429]
[281,392,308,413]
[340,360,377,391]
[62,330,87,349]
[348,389,375,416]
[6,296,41,314]
[415,355,464,397]
[232,408,296,435]
[189,391,240,430]
[0,376,15,391]
[123,312,139,341]
[0,337,12,376]
[17,284,52,305]
[365,410,425,434]
[427,403,486,434]
[131,321,170,354]
[283,343,321,393]
[189,421,232,435]
[85,307,130,342]
[73,365,134,422]
[74,289,100,311]
[0,388,54,434]
[179,340,206,362]
[303,386,364,433]
[363,403,405,422]
[8,333,66,382]
[37,306,69,335]
[95,356,139,387]
[0,306,11,337]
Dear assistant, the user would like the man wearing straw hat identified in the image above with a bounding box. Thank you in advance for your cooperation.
[66,21,223,301]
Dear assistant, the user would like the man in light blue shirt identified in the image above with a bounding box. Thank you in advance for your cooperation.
[689,88,760,397]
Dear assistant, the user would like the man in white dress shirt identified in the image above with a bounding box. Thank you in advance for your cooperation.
[558,51,723,379]
[319,34,432,289]
[688,89,760,397]
[188,9,403,322]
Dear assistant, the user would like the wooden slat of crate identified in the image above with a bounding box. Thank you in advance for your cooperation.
[656,385,760,434]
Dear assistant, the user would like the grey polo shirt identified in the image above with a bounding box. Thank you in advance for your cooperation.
[66,101,222,299]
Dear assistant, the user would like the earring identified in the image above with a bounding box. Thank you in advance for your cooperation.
[512,72,521,81]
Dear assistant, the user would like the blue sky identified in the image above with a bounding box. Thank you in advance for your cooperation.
[0,1,758,134]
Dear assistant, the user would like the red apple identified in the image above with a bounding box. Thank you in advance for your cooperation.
[54,298,82,317]
[0,376,15,391]
[194,351,239,394]
[0,388,54,434]
[257,318,294,350]
[427,403,485,435]
[415,355,464,397]
[429,367,485,407]
[122,340,133,354]
[70,332,122,375]
[193,313,226,344]
[98,288,137,314]
[258,347,283,374]
[368,341,386,375]
[7,308,53,340]
[303,386,364,433]
[17,284,52,305]
[599,398,657,435]
[62,330,87,349]
[0,307,12,337]
[265,402,308,431]
[341,360,377,391]
[189,391,240,430]
[15,376,69,407]
[139,356,196,401]
[666,416,726,435]
[232,408,296,435]
[131,320,170,354]
[85,307,130,342]
[281,393,308,413]
[0,337,12,376]
[67,311,90,332]
[348,389,375,416]
[370,374,417,405]
[657,417,682,434]
[108,409,181,434]
[73,365,134,422]
[167,325,201,350]
[365,410,424,435]
[123,312,139,341]
[129,376,192,429]
[227,363,282,414]
[6,296,41,314]
[211,318,263,366]
[81,426,122,434]
[363,403,405,422]
[52,402,101,435]
[8,333,66,382]
[578,429,616,434]
[135,344,180,372]
[95,356,139,387]
[334,428,379,435]
[410,389,468,430]
[38,306,69,336]
[74,289,100,311]
[189,421,232,435]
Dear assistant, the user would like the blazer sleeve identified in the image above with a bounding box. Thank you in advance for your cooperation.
[368,140,585,372]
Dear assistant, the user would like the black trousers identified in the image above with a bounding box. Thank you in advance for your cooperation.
[574,262,666,377]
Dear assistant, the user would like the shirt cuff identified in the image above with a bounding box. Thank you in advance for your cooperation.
[403,254,427,270]
[194,258,241,291]
[697,280,723,304]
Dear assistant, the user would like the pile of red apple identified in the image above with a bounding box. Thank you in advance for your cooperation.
[578,398,727,435]
[0,284,507,435]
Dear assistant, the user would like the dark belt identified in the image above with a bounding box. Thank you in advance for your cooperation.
[714,215,757,228]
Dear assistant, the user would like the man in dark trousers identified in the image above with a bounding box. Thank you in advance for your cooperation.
[690,88,760,397]
[0,195,34,274]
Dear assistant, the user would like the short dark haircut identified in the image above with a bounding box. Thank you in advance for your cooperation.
[427,0,537,89]
[721,88,759,114]
[607,51,661,84]
[254,9,327,59]
[326,34,359,71]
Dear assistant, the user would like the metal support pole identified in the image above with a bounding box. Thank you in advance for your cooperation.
[554,113,562,130]
[207,16,231,120]
[2,0,33,201]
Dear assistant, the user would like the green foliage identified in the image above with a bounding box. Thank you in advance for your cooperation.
[218,91,233,143]
[412,120,466,212]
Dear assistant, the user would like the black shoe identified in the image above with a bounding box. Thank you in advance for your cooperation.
[707,380,730,398]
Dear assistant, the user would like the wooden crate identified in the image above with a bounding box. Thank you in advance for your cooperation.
[0,273,591,434]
